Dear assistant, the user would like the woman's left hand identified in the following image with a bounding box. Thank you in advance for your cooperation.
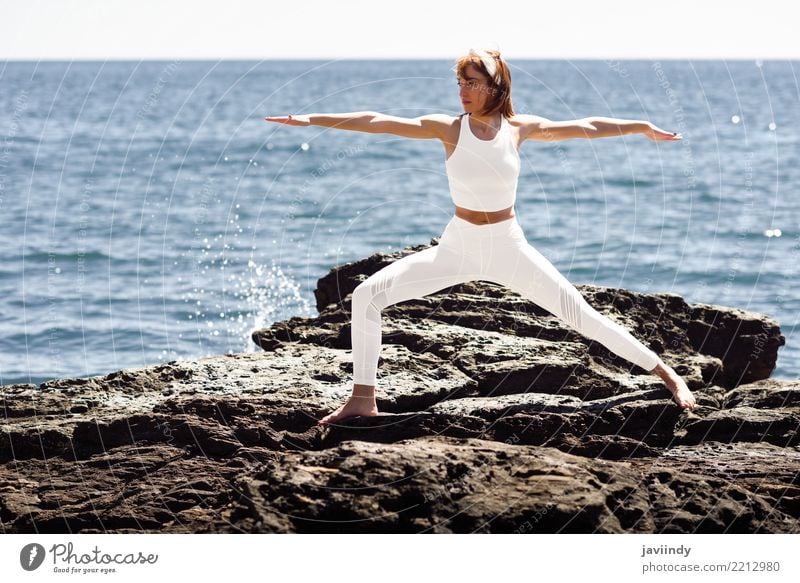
[643,122,682,141]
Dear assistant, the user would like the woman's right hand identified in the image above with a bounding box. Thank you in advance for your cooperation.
[264,114,311,126]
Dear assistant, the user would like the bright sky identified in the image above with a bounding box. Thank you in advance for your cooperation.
[1,0,798,60]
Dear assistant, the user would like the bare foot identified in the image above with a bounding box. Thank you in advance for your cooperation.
[651,362,697,410]
[664,373,697,410]
[318,396,379,426]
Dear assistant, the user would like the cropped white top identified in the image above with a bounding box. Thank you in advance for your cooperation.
[445,113,521,212]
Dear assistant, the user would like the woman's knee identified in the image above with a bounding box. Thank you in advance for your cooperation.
[352,280,374,308]
[352,280,388,315]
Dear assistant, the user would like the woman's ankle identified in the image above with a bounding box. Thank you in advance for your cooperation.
[352,383,376,400]
[649,360,672,380]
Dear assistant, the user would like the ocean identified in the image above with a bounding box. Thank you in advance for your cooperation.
[1,59,798,385]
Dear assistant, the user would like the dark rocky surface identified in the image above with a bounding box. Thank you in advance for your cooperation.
[1,239,797,533]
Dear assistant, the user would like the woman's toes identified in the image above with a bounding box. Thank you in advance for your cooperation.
[675,387,697,410]
[319,412,340,425]
[318,410,338,425]
[317,407,359,426]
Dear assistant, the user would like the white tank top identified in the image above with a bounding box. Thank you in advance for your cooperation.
[445,113,520,212]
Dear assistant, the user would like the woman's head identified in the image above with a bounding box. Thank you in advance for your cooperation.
[452,48,514,118]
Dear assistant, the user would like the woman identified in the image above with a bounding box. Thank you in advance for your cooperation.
[265,47,697,426]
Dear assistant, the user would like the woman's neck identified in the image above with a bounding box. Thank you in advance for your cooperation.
[469,112,502,129]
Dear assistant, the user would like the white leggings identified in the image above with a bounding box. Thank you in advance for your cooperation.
[350,214,661,386]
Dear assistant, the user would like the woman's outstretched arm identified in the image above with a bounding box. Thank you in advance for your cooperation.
[583,116,682,141]
[520,114,682,142]
[265,112,449,139]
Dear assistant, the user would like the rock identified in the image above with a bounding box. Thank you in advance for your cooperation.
[228,437,794,533]
[0,240,795,533]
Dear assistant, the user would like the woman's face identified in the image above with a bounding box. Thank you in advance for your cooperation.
[457,63,492,114]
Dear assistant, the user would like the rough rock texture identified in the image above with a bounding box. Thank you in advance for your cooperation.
[1,239,797,533]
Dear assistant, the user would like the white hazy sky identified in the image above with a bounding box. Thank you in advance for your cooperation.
[1,0,798,60]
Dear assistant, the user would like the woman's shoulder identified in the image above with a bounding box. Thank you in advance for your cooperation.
[419,113,464,123]
[507,113,549,126]
[416,113,465,136]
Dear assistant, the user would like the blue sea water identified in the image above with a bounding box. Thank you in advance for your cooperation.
[0,59,798,386]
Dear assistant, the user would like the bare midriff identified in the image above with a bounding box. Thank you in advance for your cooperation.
[454,204,515,225]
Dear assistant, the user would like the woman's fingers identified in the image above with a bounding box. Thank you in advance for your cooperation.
[646,126,682,141]
[652,132,682,140]
[264,114,310,126]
